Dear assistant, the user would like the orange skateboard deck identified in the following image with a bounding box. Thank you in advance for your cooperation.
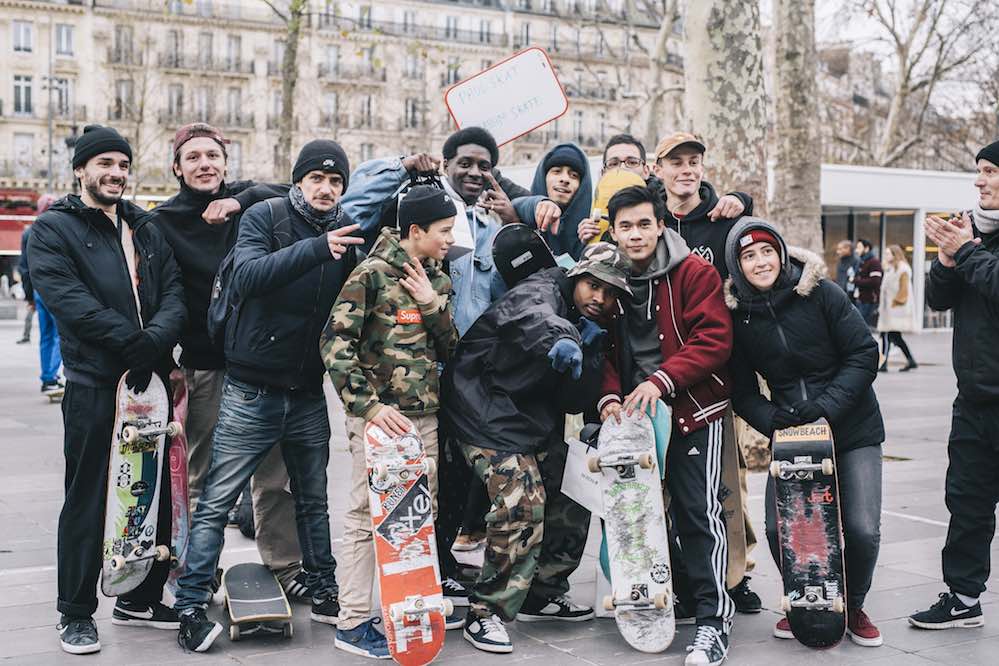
[365,423,448,666]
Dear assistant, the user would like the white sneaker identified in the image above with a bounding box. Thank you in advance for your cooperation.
[463,614,512,653]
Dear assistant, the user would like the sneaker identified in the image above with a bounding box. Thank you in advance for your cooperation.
[674,597,696,625]
[58,616,101,655]
[728,576,762,614]
[311,594,340,625]
[685,624,729,666]
[463,613,512,653]
[41,379,64,394]
[445,609,465,630]
[901,361,918,372]
[112,599,181,629]
[443,577,470,607]
[16,337,30,344]
[773,617,793,639]
[283,570,313,600]
[847,608,883,647]
[453,532,485,551]
[908,592,985,630]
[334,619,391,659]
[515,594,594,622]
[177,608,222,653]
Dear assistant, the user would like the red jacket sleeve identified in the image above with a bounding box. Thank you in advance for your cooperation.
[599,348,623,413]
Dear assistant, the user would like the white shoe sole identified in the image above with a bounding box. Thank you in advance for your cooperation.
[515,611,595,623]
[773,627,793,640]
[310,612,338,626]
[111,616,180,630]
[463,629,513,653]
[846,629,884,646]
[908,616,985,630]
[334,637,392,659]
[444,594,470,607]
[452,543,484,552]
[190,622,223,652]
[60,639,101,655]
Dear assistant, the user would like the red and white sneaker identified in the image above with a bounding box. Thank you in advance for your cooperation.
[847,608,883,647]
[773,617,793,639]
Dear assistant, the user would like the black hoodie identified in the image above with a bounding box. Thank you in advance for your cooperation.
[27,195,186,387]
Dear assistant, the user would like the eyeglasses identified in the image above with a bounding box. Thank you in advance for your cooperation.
[604,157,644,169]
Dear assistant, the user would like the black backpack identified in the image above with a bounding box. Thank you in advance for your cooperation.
[377,170,446,232]
[206,198,289,347]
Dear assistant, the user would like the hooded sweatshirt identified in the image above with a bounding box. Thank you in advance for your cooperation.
[662,179,753,280]
[531,142,593,260]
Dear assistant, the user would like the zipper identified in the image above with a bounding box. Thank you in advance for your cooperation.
[765,297,808,401]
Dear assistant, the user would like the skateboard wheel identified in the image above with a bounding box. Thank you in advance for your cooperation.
[602,595,615,611]
[122,426,139,444]
[154,545,171,562]
[769,460,782,478]
[283,622,293,639]
[780,595,791,612]
[110,555,126,571]
[390,606,404,623]
[374,463,390,482]
[441,599,454,616]
[653,593,668,610]
[833,597,844,613]
[230,624,241,641]
[423,457,436,477]
[587,456,602,474]
[821,458,834,476]
[638,452,654,470]
[169,555,179,570]
[166,421,183,438]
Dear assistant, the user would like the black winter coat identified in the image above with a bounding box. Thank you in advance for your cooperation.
[225,196,356,392]
[441,267,603,454]
[726,246,884,453]
[926,230,999,403]
[27,195,186,387]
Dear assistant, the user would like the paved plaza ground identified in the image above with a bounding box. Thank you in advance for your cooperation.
[2,309,997,664]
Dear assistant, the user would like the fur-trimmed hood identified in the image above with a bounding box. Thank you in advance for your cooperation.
[724,246,826,310]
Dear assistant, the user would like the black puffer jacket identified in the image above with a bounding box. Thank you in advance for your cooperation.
[225,195,357,392]
[926,229,999,403]
[441,267,603,454]
[27,195,186,387]
[724,218,884,453]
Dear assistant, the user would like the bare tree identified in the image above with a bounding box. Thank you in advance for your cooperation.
[635,0,683,149]
[772,0,822,252]
[261,0,308,179]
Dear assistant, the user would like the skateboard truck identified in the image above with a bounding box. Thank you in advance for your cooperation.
[781,586,844,613]
[603,590,669,611]
[373,457,436,484]
[587,452,655,474]
[769,456,834,480]
[122,421,183,445]
[109,544,171,570]
[389,596,453,650]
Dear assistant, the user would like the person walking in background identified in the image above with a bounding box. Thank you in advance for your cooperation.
[16,223,34,344]
[20,194,64,393]
[854,239,883,328]
[877,244,917,372]
[834,239,860,303]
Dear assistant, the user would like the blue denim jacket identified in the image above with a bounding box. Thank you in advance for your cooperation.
[341,157,545,336]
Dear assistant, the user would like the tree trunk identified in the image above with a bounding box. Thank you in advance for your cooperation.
[683,0,768,218]
[276,0,307,180]
[772,0,821,253]
[641,0,679,149]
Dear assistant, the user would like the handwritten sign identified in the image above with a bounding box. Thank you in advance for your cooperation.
[445,47,569,147]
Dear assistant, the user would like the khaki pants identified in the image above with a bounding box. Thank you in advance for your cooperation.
[184,368,303,584]
[338,414,439,630]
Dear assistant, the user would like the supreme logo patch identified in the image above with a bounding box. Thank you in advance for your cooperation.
[396,309,422,325]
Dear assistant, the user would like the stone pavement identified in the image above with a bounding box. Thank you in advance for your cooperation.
[1,307,997,664]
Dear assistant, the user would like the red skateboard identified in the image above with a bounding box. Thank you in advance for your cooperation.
[166,369,190,592]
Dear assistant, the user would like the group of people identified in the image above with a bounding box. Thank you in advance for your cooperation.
[22,115,999,666]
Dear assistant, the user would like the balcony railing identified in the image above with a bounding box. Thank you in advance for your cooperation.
[317,63,388,83]
[107,48,143,66]
[52,104,88,121]
[565,84,617,101]
[319,112,348,129]
[159,53,254,75]
[318,17,508,48]
[266,115,301,130]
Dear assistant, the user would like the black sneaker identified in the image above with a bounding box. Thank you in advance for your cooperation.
[674,597,696,625]
[16,337,30,344]
[112,599,180,629]
[58,616,100,655]
[445,608,465,630]
[41,379,64,394]
[177,608,222,652]
[684,624,729,666]
[443,577,470,607]
[283,570,313,600]
[463,613,512,653]
[515,594,594,622]
[728,576,762,614]
[908,592,985,630]
[311,594,340,625]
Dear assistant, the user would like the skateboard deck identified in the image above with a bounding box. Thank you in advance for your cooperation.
[166,370,190,593]
[591,408,674,653]
[589,169,647,245]
[771,419,846,648]
[492,223,556,288]
[46,388,64,403]
[222,562,293,641]
[101,373,178,596]
[365,423,447,666]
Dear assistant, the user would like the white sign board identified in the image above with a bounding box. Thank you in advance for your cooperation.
[445,47,569,147]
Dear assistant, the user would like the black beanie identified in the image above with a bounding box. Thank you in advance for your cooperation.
[292,139,350,189]
[976,140,999,167]
[442,127,499,166]
[543,144,586,177]
[72,124,132,169]
[399,185,458,230]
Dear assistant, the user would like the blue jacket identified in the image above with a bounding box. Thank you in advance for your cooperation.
[341,157,547,336]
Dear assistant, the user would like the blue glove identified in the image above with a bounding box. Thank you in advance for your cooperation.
[577,317,606,348]
[548,338,583,380]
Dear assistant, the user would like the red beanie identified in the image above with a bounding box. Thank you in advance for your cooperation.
[738,229,781,256]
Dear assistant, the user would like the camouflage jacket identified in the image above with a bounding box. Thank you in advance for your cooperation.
[322,228,458,419]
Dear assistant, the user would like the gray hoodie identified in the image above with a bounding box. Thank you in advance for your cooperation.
[626,228,691,388]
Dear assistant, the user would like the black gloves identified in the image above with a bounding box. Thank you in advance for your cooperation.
[791,400,824,424]
[122,331,159,371]
[125,368,153,393]
[771,408,800,431]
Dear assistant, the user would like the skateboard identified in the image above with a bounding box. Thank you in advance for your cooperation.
[45,388,64,403]
[770,419,846,648]
[166,369,190,593]
[589,407,674,653]
[222,562,293,641]
[101,372,180,596]
[589,169,647,245]
[365,422,449,666]
[492,222,556,288]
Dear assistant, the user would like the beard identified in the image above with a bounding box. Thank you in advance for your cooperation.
[83,175,125,206]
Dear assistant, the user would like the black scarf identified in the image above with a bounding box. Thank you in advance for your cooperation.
[290,184,343,233]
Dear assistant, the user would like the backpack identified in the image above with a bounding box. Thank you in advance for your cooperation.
[377,170,446,232]
[206,198,289,347]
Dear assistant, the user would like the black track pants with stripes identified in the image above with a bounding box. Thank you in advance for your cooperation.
[666,419,735,631]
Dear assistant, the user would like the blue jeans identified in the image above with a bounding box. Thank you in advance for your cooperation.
[34,290,62,383]
[174,376,337,610]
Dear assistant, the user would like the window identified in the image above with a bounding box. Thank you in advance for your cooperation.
[114,79,133,119]
[195,0,212,17]
[193,86,212,120]
[596,32,606,55]
[519,22,531,47]
[549,24,558,51]
[13,21,32,53]
[115,25,134,61]
[359,5,372,29]
[53,78,71,116]
[445,16,458,39]
[198,32,213,68]
[13,75,33,115]
[480,59,493,71]
[361,46,374,72]
[274,39,285,68]
[598,111,606,142]
[573,110,583,142]
[360,143,374,162]
[324,92,338,126]
[166,30,182,66]
[271,90,282,117]
[168,83,184,117]
[228,140,242,179]
[359,95,372,127]
[479,19,491,44]
[13,133,34,178]
[402,10,416,33]
[404,53,421,79]
[226,34,241,70]
[405,98,420,129]
[55,24,73,56]
[226,87,241,123]
[445,57,460,85]
[325,45,340,76]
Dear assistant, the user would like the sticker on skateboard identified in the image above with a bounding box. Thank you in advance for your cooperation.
[222,562,293,641]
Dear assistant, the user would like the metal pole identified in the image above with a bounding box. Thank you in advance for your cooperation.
[46,18,54,193]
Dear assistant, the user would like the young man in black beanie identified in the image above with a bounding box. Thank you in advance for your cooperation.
[147,122,311,600]
[27,124,187,655]
[173,140,364,652]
